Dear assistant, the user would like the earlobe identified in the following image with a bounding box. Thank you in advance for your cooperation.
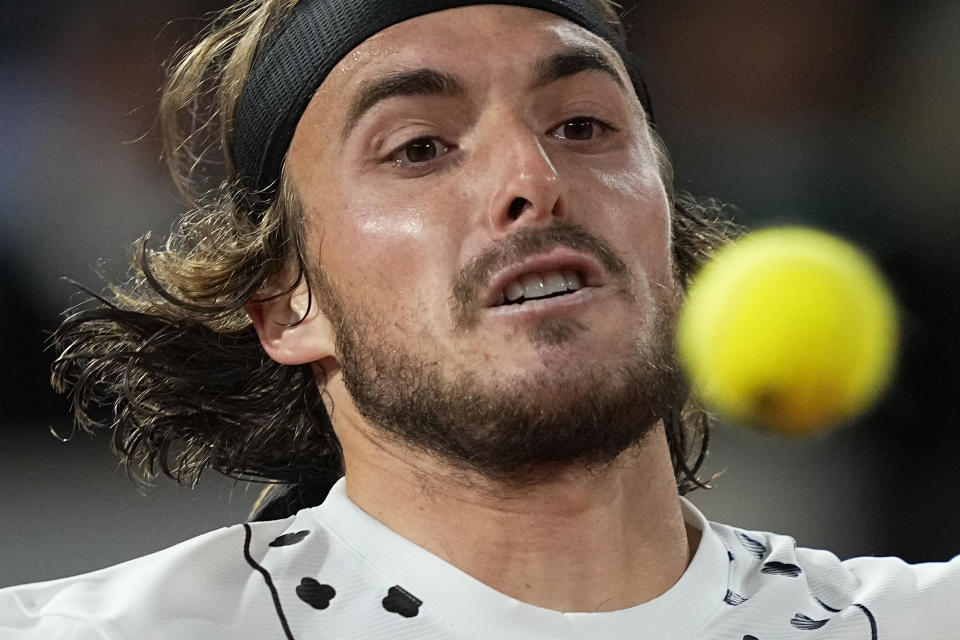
[244,277,337,366]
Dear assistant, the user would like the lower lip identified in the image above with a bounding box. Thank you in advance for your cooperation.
[484,286,602,322]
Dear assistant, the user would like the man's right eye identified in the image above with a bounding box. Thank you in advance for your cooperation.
[390,136,451,166]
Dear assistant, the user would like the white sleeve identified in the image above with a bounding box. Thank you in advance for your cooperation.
[842,554,960,636]
[0,606,109,640]
[0,522,268,640]
[799,545,960,636]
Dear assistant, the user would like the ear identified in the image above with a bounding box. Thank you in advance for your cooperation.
[245,274,337,366]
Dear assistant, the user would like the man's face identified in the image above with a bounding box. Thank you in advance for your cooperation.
[286,5,683,479]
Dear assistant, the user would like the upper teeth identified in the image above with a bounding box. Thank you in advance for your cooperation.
[502,270,583,304]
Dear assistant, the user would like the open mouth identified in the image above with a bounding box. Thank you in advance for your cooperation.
[494,269,583,307]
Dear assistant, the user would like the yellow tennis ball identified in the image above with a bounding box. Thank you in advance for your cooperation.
[677,227,898,435]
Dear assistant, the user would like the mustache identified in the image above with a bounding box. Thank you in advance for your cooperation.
[451,220,631,330]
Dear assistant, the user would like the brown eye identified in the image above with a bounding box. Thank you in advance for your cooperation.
[401,137,445,163]
[561,119,597,140]
[550,117,613,142]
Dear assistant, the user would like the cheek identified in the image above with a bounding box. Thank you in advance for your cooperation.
[586,157,673,281]
[309,192,459,321]
[350,207,427,246]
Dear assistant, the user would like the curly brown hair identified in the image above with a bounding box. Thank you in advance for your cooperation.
[51,0,740,496]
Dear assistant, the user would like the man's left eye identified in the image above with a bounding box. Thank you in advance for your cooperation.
[549,117,612,141]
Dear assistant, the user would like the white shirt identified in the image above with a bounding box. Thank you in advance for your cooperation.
[1,478,957,639]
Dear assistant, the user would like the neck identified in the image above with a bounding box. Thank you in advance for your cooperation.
[336,420,699,612]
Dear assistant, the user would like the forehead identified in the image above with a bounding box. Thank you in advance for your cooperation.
[320,5,627,95]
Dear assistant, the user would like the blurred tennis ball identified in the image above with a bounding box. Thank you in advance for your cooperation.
[677,227,898,436]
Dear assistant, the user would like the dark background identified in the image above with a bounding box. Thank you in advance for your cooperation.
[2,1,958,588]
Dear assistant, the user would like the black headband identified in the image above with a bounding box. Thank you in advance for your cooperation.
[232,0,652,215]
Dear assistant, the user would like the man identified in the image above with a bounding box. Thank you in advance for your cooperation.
[1,1,956,638]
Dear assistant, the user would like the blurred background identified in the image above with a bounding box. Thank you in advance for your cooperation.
[1,0,958,588]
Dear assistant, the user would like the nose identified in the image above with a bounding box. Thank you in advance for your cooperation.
[485,125,563,234]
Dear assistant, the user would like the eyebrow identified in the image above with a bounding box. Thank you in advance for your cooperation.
[342,69,466,140]
[340,45,626,140]
[531,45,626,91]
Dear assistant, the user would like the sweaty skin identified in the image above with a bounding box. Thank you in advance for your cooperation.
[247,6,698,612]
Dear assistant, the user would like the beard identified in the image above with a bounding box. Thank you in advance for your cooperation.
[314,221,687,485]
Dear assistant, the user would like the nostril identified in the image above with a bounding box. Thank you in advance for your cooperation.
[508,197,530,220]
